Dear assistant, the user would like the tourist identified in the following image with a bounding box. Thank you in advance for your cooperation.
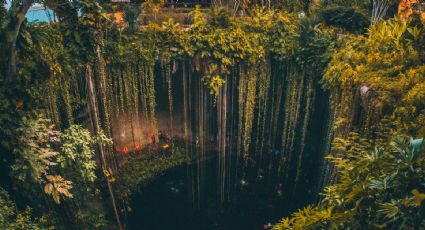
[158,130,164,142]
[151,133,156,144]
[163,131,170,143]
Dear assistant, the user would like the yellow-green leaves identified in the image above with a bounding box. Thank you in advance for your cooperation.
[276,138,425,229]
[59,125,112,183]
[203,75,226,96]
[44,175,73,204]
[323,18,425,146]
[412,189,425,206]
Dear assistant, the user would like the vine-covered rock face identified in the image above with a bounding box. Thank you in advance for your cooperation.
[273,19,425,230]
[99,8,340,204]
[21,9,341,200]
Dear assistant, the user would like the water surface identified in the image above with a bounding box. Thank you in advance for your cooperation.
[128,154,310,230]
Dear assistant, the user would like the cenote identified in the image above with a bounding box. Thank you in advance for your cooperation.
[122,56,330,229]
[2,2,424,230]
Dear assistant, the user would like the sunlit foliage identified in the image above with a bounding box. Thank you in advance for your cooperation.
[274,138,425,229]
[323,18,425,138]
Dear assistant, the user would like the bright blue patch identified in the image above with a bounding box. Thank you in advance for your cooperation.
[26,9,55,23]
[410,138,424,151]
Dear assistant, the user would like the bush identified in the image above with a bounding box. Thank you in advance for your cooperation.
[274,137,425,229]
[319,6,370,34]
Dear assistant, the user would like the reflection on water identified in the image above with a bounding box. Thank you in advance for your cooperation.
[127,153,312,230]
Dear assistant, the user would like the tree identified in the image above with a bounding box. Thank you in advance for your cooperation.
[6,0,34,81]
[86,65,123,230]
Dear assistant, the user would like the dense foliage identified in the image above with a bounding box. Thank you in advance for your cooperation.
[0,187,53,229]
[275,17,425,230]
[0,115,113,227]
[318,5,370,34]
[0,0,424,228]
[323,18,425,138]
[274,137,425,229]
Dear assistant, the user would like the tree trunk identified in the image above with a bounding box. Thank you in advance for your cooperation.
[95,39,120,174]
[86,65,123,230]
[7,0,33,82]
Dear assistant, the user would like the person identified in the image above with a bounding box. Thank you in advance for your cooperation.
[163,131,170,143]
[158,130,164,142]
[151,133,156,144]
[276,183,283,197]
[256,169,264,181]
[146,131,152,143]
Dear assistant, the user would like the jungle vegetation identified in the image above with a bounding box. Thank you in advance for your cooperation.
[0,0,424,229]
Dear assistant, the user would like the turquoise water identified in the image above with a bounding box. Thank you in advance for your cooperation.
[4,1,54,23]
[26,9,55,23]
